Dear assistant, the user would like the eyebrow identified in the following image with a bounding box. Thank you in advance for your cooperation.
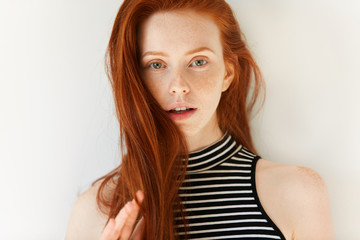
[141,46,215,59]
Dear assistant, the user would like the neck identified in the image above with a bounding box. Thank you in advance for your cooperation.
[185,126,224,152]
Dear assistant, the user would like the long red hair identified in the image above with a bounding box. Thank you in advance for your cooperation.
[93,0,264,239]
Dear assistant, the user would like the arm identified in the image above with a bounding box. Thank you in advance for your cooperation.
[288,166,335,240]
[65,181,144,240]
[65,182,109,240]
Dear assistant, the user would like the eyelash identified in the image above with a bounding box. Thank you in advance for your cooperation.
[148,58,208,70]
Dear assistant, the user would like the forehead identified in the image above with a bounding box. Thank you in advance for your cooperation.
[137,10,222,54]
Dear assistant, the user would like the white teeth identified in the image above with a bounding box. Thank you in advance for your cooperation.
[174,107,187,111]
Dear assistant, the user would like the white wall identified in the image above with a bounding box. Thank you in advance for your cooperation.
[228,1,360,239]
[0,1,121,239]
[0,0,358,239]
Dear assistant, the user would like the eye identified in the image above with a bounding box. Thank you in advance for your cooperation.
[191,59,207,67]
[149,62,163,69]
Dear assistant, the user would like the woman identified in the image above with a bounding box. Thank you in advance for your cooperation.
[66,0,334,239]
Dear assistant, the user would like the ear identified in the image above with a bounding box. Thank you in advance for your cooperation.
[221,58,235,92]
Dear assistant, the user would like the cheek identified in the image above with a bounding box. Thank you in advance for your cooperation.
[142,72,169,104]
[190,71,224,112]
[191,68,224,95]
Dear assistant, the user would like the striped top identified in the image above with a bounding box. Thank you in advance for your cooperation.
[175,133,285,240]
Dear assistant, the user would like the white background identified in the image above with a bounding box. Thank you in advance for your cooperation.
[0,0,359,239]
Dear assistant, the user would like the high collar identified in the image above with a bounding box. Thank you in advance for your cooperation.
[185,132,242,173]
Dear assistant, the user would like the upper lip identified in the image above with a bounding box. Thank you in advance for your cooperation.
[166,102,196,111]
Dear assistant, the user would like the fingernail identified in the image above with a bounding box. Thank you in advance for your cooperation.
[136,190,144,202]
[109,218,115,225]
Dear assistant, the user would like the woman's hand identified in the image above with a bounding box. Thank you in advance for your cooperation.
[99,190,145,240]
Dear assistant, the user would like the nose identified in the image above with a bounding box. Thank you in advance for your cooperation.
[169,72,190,95]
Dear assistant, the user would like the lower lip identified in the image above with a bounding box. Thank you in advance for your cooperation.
[167,109,197,121]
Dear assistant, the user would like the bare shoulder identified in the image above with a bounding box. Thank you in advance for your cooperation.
[256,159,334,240]
[257,159,326,191]
[65,181,110,240]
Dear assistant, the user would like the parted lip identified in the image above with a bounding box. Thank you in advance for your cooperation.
[166,102,197,111]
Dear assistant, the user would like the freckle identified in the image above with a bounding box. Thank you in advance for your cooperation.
[296,166,324,188]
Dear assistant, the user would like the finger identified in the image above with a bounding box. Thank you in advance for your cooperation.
[119,199,141,239]
[99,218,116,240]
[135,190,144,204]
[130,217,145,240]
[107,190,145,240]
[110,201,133,240]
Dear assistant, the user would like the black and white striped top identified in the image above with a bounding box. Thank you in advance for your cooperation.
[175,133,285,240]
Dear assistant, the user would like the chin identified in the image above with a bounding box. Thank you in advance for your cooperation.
[177,126,201,138]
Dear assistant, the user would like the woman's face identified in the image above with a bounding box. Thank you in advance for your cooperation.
[138,10,234,139]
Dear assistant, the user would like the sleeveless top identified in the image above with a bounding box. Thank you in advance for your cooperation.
[175,133,286,240]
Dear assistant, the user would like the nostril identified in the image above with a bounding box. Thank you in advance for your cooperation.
[170,89,189,94]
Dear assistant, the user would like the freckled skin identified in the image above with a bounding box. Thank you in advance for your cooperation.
[138,10,234,151]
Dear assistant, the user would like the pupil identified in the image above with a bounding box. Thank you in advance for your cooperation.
[195,60,205,66]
